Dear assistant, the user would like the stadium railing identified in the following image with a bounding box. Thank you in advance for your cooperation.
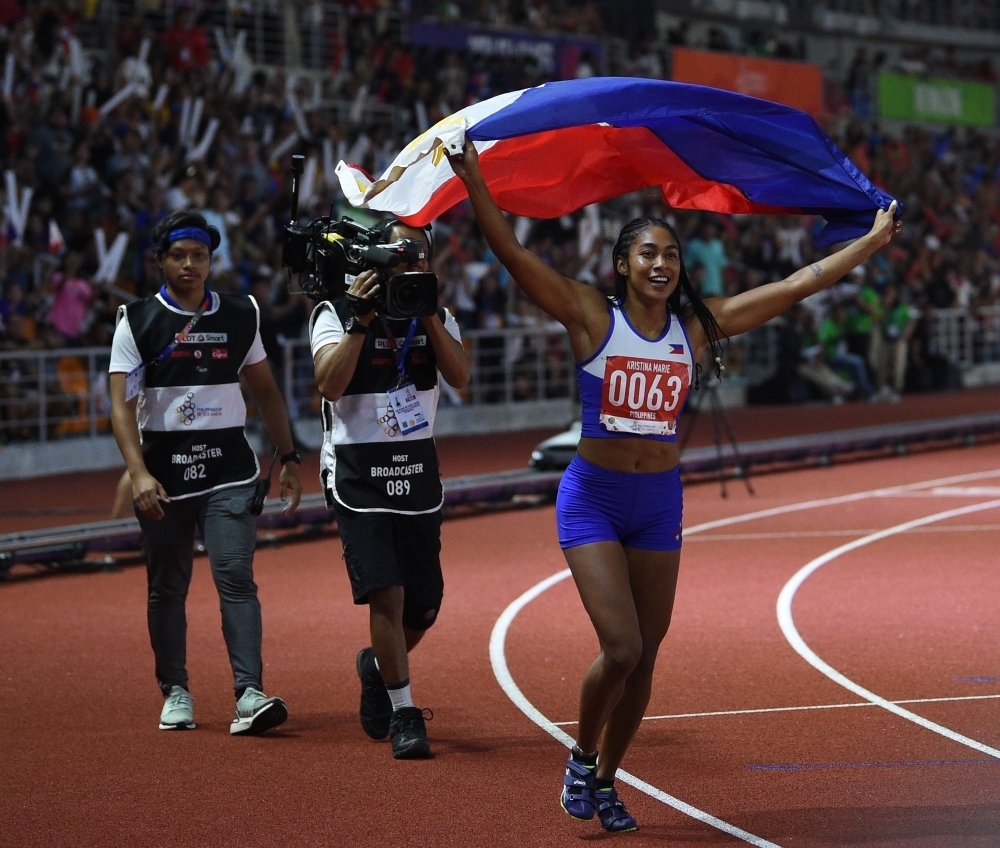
[929,305,1000,370]
[2,310,997,451]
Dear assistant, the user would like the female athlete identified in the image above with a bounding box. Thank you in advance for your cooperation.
[449,141,900,833]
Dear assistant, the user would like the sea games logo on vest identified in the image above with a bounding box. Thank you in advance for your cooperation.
[174,391,224,426]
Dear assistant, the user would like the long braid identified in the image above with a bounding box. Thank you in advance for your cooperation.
[609,216,727,388]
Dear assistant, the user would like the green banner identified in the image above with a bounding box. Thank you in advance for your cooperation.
[878,72,995,126]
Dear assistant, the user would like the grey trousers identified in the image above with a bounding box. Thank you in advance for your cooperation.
[137,482,262,698]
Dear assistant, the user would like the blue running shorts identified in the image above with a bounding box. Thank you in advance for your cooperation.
[556,455,683,551]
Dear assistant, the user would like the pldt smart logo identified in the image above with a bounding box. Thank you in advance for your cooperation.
[178,333,227,344]
[176,392,197,426]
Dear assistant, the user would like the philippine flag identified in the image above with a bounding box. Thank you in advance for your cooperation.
[337,77,898,247]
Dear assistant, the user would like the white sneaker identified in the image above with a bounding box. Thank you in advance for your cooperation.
[159,685,195,730]
[230,687,287,736]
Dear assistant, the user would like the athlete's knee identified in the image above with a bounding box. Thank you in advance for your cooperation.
[601,632,642,676]
[368,585,405,618]
[402,603,439,632]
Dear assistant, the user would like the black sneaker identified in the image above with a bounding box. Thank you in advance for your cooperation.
[389,706,434,759]
[356,647,392,740]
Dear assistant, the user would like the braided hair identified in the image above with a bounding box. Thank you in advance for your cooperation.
[610,216,727,386]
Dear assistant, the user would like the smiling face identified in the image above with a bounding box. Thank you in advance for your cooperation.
[615,225,681,303]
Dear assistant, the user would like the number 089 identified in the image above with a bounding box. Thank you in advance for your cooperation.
[386,479,411,496]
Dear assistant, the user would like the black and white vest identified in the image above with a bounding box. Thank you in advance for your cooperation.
[311,300,447,514]
[122,293,260,498]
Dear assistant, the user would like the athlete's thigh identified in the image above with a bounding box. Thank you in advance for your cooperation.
[563,541,640,648]
[623,547,681,652]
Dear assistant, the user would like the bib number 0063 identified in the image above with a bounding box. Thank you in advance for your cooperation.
[607,370,683,412]
[387,479,411,496]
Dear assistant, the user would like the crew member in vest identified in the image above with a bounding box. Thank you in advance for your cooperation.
[109,210,303,735]
[448,142,900,832]
[309,219,470,759]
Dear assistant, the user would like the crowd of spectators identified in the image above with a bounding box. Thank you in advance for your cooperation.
[1,0,999,442]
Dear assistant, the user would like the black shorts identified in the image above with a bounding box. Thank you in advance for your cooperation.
[333,504,444,613]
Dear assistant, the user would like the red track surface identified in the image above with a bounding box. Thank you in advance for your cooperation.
[4,397,1000,846]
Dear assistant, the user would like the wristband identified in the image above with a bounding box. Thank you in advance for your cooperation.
[345,291,376,317]
[280,451,302,465]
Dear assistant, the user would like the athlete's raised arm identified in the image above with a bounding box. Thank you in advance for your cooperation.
[447,141,608,355]
[686,202,900,355]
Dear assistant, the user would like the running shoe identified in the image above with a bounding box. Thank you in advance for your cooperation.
[158,685,195,730]
[594,784,638,833]
[389,706,433,759]
[560,749,597,820]
[230,687,287,735]
[356,647,392,740]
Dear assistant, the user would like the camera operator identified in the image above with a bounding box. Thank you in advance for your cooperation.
[309,219,470,759]
[109,209,302,736]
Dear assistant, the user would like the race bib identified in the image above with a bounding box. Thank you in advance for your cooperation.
[125,363,145,402]
[599,355,689,437]
[386,381,429,436]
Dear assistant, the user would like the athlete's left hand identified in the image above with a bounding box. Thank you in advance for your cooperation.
[279,461,302,514]
[868,200,901,249]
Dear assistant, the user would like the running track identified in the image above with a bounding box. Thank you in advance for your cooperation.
[3,441,1000,846]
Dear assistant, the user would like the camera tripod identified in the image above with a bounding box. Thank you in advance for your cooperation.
[677,378,754,499]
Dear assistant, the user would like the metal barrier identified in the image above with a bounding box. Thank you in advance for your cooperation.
[279,324,579,423]
[929,305,1000,368]
[0,348,113,444]
[2,310,997,449]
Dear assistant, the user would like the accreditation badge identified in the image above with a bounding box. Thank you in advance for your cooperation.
[125,363,145,402]
[387,381,429,436]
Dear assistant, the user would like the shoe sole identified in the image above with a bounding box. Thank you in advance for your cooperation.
[230,699,288,736]
[356,649,391,741]
[560,794,596,822]
[392,742,434,760]
[601,821,639,834]
[158,721,196,730]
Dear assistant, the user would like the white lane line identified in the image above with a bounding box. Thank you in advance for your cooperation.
[683,467,1000,535]
[489,571,781,848]
[777,498,1000,760]
[550,693,1000,725]
[490,466,1000,846]
[687,525,1000,542]
[931,487,1000,496]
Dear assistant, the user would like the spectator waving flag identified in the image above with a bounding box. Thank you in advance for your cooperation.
[336,77,898,247]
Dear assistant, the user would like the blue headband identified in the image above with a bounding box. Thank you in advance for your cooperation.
[166,227,213,250]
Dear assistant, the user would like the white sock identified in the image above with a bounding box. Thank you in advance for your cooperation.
[386,680,414,711]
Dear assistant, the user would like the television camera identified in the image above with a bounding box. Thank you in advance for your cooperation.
[281,154,438,319]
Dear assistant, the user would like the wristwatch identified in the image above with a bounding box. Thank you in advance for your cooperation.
[343,315,369,336]
[280,451,302,465]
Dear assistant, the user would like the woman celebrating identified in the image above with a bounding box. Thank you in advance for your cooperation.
[448,143,899,833]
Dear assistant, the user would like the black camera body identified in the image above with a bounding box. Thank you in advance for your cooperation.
[283,215,438,319]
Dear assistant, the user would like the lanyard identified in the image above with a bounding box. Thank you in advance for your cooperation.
[150,286,211,367]
[380,317,418,386]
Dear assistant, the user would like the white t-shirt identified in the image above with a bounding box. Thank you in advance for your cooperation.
[310,305,461,355]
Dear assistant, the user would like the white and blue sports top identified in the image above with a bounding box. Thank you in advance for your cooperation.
[577,301,694,442]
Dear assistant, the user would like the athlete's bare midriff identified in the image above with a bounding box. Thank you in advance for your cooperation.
[576,435,680,474]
